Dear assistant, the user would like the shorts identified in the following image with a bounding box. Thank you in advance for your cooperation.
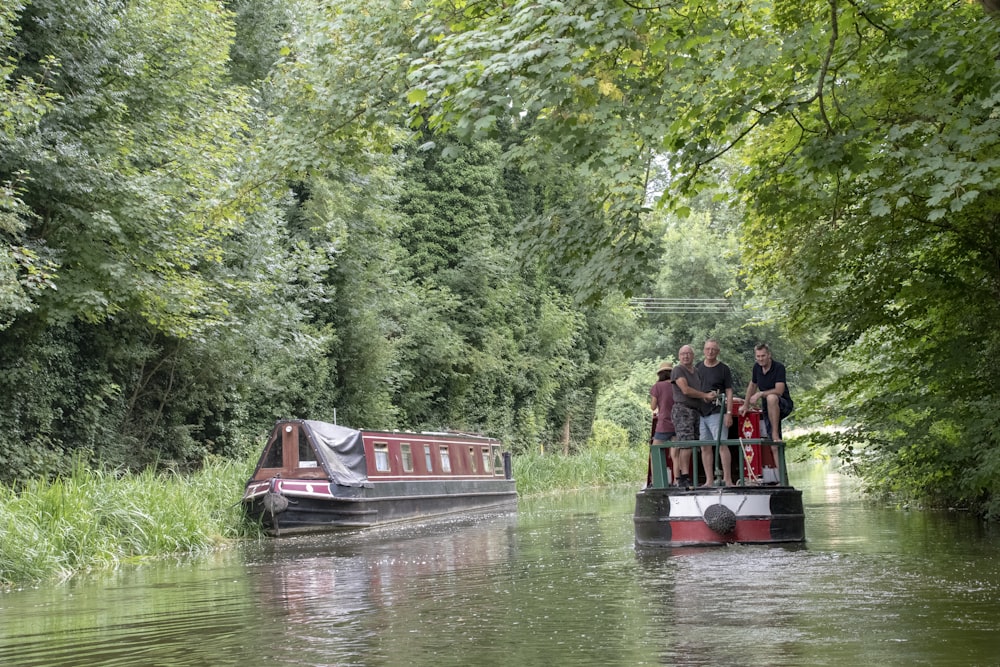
[671,403,699,441]
[762,397,794,439]
[652,431,675,442]
[699,412,726,442]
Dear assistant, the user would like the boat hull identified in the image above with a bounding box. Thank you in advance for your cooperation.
[244,478,518,536]
[634,486,805,548]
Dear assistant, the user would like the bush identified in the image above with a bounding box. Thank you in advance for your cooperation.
[585,419,629,450]
[595,384,650,447]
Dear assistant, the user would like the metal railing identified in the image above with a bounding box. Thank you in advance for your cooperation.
[648,397,789,489]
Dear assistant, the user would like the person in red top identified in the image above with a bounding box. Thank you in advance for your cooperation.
[649,361,676,482]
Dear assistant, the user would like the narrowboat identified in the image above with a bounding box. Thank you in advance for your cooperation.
[243,419,517,536]
[634,400,805,548]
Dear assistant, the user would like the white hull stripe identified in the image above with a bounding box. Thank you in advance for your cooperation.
[669,493,773,518]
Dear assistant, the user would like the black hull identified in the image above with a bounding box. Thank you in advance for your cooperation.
[245,479,518,536]
[634,486,805,548]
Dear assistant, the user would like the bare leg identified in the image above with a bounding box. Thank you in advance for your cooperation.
[679,447,692,475]
[671,447,689,477]
[764,394,781,441]
[763,395,783,484]
[720,446,734,486]
[675,447,692,486]
[699,446,715,486]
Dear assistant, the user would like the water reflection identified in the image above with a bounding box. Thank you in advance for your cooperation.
[245,513,524,666]
[2,466,1000,666]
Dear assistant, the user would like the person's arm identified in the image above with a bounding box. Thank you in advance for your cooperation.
[757,381,786,400]
[751,380,786,402]
[755,364,788,401]
[676,377,715,401]
[740,380,757,414]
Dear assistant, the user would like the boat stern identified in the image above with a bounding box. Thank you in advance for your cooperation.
[634,486,805,548]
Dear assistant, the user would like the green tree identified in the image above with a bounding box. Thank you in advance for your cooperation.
[0,2,59,329]
[288,169,404,430]
[733,4,1000,514]
[408,0,1000,512]
[0,0,288,477]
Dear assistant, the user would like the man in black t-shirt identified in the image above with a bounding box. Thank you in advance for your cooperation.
[740,343,794,472]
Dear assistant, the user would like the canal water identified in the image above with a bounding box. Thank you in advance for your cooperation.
[2,463,1000,666]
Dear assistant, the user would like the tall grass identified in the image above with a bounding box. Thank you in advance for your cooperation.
[513,447,648,496]
[0,457,260,588]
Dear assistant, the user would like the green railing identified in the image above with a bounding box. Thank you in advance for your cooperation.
[648,399,789,489]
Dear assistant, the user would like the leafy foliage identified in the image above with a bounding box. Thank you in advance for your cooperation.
[0,0,644,483]
[0,1,59,328]
[391,131,633,451]
[6,0,997,522]
[734,4,1000,515]
[0,0,315,478]
[409,0,1000,514]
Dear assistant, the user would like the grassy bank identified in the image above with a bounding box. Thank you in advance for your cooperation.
[0,457,258,588]
[0,447,648,588]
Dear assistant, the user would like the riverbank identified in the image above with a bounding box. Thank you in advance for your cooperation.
[0,447,649,588]
[0,458,257,588]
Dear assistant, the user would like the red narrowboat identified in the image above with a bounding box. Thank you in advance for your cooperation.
[243,420,517,536]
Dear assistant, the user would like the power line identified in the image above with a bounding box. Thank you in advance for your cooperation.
[629,298,732,314]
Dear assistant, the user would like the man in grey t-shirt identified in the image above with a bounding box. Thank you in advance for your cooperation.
[696,339,735,486]
[671,344,717,487]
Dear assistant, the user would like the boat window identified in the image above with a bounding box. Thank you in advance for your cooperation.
[262,435,282,468]
[374,443,390,472]
[439,446,451,473]
[481,448,491,474]
[423,445,433,472]
[493,447,504,475]
[468,447,477,472]
[298,434,315,467]
[401,444,413,472]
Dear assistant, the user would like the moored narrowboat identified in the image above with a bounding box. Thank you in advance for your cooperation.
[634,400,805,548]
[243,419,517,536]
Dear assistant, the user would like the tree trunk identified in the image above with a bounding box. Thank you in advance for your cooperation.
[562,413,571,456]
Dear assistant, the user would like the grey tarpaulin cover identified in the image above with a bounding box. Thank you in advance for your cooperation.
[303,420,369,487]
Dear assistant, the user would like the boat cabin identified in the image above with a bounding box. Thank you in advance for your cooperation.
[248,420,509,487]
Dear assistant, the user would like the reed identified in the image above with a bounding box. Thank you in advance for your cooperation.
[0,457,259,588]
[513,447,647,497]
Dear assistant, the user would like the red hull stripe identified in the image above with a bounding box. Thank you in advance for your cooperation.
[669,519,773,544]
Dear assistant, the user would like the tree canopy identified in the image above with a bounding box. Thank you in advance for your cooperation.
[408,0,1000,513]
[0,0,634,482]
[3,0,1000,517]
